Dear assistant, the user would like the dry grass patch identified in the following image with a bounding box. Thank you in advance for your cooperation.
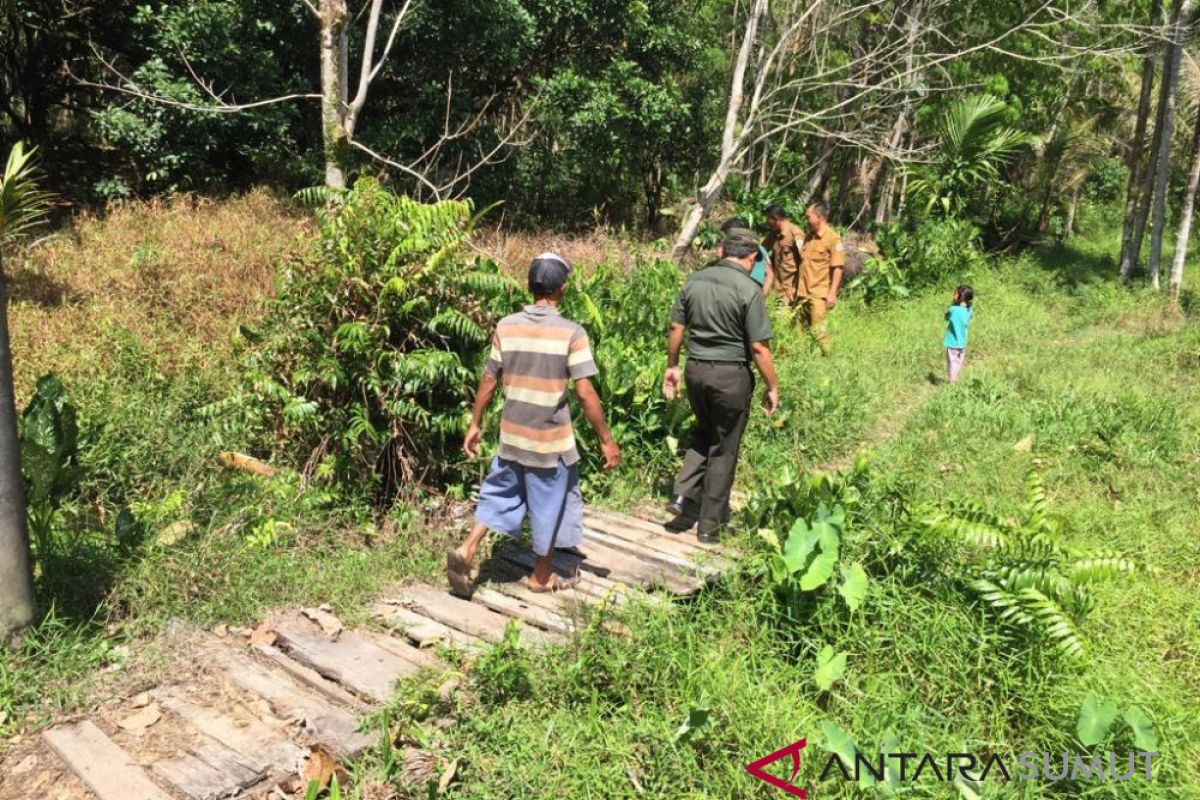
[8,190,307,399]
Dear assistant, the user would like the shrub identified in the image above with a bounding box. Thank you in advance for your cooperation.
[234,179,522,497]
[873,217,986,288]
[562,258,690,484]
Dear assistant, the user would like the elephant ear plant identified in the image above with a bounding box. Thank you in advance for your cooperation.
[19,374,82,556]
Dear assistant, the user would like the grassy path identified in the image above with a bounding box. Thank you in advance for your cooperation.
[423,239,1200,799]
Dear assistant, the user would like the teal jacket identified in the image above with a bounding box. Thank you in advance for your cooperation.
[944,305,972,349]
[749,245,769,287]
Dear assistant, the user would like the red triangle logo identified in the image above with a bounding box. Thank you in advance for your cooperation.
[746,738,808,798]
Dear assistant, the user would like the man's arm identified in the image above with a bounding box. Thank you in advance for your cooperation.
[762,264,775,296]
[826,266,844,308]
[575,378,621,469]
[662,322,686,399]
[463,371,499,457]
[826,234,846,308]
[749,341,780,414]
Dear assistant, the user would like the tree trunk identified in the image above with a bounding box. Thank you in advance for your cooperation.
[875,165,897,226]
[1065,185,1080,238]
[672,0,768,257]
[1119,0,1164,280]
[320,0,351,189]
[0,252,35,643]
[1169,108,1200,305]
[1148,0,1191,289]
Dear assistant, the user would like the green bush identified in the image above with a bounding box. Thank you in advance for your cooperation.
[873,217,986,288]
[562,258,690,486]
[234,179,522,497]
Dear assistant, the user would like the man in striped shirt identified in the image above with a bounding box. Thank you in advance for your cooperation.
[447,253,621,596]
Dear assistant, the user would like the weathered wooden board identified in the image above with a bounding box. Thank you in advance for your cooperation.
[152,741,264,800]
[274,614,421,703]
[586,509,711,551]
[156,690,305,774]
[581,525,706,574]
[43,721,171,800]
[365,628,441,670]
[403,584,554,648]
[252,642,366,709]
[569,537,699,594]
[470,587,573,636]
[583,511,730,569]
[494,545,628,602]
[208,645,372,756]
[372,603,485,650]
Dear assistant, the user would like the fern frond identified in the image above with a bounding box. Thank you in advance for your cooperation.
[428,308,487,344]
[294,185,344,208]
[1019,587,1085,657]
[1068,557,1134,584]
[1024,466,1050,526]
[971,578,1033,625]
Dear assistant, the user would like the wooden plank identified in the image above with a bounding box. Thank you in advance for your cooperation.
[43,721,171,800]
[494,544,620,592]
[273,614,420,703]
[152,742,264,800]
[207,645,372,756]
[403,584,554,648]
[372,603,485,650]
[363,628,441,670]
[569,537,700,594]
[586,509,711,551]
[584,511,729,567]
[252,642,366,709]
[156,691,304,774]
[582,525,709,574]
[470,587,573,636]
[481,561,592,615]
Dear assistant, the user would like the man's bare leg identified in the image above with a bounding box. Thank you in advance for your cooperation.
[455,522,489,565]
[527,552,555,589]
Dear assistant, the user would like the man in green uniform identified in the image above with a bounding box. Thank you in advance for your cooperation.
[662,228,780,542]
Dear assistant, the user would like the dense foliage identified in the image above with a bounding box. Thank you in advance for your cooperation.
[230,179,521,494]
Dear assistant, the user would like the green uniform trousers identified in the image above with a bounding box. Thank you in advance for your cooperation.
[672,360,753,536]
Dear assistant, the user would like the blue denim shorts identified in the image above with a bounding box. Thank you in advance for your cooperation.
[474,457,583,556]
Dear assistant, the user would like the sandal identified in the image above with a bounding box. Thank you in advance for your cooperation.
[526,572,581,593]
[446,547,475,598]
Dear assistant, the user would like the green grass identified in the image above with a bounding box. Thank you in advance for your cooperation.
[363,228,1200,799]
[3,206,1198,799]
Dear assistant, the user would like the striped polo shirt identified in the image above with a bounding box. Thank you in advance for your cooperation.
[485,305,597,468]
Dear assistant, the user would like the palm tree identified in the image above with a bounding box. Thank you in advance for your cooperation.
[906,94,1036,217]
[0,142,52,642]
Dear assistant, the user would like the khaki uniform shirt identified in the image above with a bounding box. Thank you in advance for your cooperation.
[766,219,805,301]
[799,223,846,298]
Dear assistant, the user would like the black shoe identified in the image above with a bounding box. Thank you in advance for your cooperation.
[664,514,697,534]
[666,495,690,516]
[697,529,721,545]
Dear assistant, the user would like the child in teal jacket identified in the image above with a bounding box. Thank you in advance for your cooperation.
[944,285,974,382]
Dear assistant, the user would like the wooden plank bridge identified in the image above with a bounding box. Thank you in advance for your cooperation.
[19,509,730,800]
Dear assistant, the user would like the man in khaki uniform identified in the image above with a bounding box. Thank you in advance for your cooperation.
[797,202,845,355]
[764,205,804,304]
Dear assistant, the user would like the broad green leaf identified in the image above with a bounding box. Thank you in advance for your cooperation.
[838,562,869,612]
[814,645,847,691]
[782,518,821,574]
[820,720,857,768]
[799,526,840,590]
[881,731,902,789]
[1123,707,1157,751]
[800,549,837,589]
[1076,696,1118,746]
[673,705,711,744]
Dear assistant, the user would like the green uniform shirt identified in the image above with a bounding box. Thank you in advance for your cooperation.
[670,258,774,362]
